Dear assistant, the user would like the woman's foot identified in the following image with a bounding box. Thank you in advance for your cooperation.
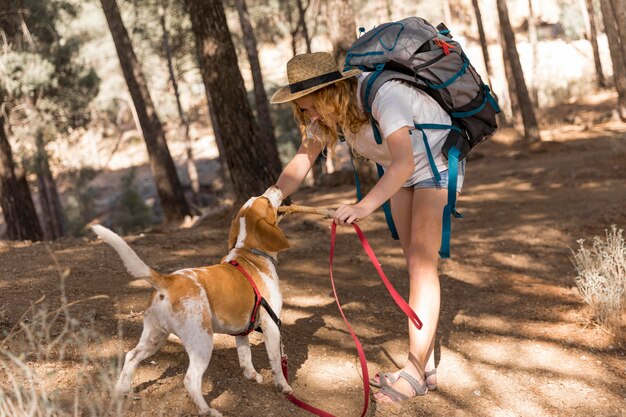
[371,367,436,390]
[425,368,437,390]
[369,370,400,388]
[372,371,427,403]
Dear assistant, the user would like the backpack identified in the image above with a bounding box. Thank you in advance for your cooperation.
[343,16,501,258]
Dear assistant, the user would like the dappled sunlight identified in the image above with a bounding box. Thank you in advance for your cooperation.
[170,248,202,257]
[281,306,316,326]
[319,314,388,340]
[439,344,624,417]
[287,293,334,308]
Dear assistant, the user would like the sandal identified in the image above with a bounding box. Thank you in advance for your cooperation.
[373,371,428,403]
[369,371,397,388]
[425,368,437,390]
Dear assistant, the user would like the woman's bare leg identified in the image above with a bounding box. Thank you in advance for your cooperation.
[374,188,447,402]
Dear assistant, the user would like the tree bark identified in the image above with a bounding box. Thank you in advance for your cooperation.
[280,0,301,56]
[471,0,507,127]
[100,0,192,222]
[34,132,64,240]
[296,0,312,53]
[234,0,276,148]
[581,0,606,88]
[326,0,357,66]
[0,113,43,241]
[527,0,539,105]
[496,0,541,143]
[158,3,200,206]
[185,0,282,201]
[471,0,493,85]
[600,0,626,120]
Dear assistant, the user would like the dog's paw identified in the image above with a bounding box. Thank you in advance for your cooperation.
[198,406,222,417]
[243,368,263,384]
[114,384,132,396]
[279,383,293,394]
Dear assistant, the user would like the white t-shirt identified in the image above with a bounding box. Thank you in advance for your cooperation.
[308,72,458,187]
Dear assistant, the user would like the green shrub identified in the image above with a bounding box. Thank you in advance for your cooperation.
[64,167,98,236]
[112,169,153,234]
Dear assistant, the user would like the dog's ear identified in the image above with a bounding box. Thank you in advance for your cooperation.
[256,218,290,252]
[228,208,244,249]
[255,202,290,252]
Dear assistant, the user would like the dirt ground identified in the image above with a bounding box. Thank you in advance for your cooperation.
[1,93,626,417]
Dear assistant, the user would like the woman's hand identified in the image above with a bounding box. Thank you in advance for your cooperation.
[332,203,373,225]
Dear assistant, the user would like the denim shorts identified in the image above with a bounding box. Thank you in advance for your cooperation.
[409,162,465,192]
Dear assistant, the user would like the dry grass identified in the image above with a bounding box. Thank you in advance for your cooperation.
[0,248,126,417]
[572,225,626,337]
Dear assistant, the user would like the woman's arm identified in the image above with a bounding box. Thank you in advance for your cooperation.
[275,140,324,199]
[333,126,414,224]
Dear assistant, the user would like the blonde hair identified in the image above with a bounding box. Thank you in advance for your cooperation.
[291,78,369,153]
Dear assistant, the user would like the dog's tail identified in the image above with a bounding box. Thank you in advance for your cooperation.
[91,224,167,288]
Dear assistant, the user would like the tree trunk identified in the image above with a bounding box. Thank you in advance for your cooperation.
[296,0,312,53]
[608,0,626,60]
[326,0,357,65]
[100,0,192,222]
[600,0,626,120]
[527,0,539,105]
[185,0,282,201]
[471,0,493,85]
[158,3,200,206]
[471,0,507,127]
[234,0,276,148]
[34,132,64,240]
[496,0,541,143]
[581,0,606,88]
[0,114,43,241]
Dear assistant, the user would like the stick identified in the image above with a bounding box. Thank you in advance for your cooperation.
[278,204,335,219]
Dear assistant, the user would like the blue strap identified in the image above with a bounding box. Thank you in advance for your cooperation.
[438,146,463,259]
[426,61,469,90]
[370,118,383,144]
[369,119,399,240]
[363,67,385,113]
[485,85,501,113]
[376,163,399,240]
[413,123,460,182]
[349,153,363,202]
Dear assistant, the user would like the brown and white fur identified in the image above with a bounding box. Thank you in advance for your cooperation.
[92,186,290,417]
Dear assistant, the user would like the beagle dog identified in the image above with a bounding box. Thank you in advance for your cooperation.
[92,186,291,417]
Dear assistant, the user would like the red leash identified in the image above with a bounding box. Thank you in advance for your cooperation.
[349,223,423,331]
[281,222,422,416]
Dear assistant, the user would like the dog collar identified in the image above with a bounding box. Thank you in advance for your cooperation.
[249,248,278,267]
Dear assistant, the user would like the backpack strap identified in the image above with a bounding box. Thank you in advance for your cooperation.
[361,70,419,113]
[370,119,399,240]
[358,71,466,257]
[356,68,407,241]
[439,146,463,259]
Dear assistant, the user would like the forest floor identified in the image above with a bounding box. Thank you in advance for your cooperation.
[1,91,625,417]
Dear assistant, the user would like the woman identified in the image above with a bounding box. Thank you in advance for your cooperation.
[270,52,464,403]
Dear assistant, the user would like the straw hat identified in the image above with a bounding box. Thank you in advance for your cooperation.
[270,52,361,104]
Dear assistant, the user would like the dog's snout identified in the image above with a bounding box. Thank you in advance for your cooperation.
[263,186,283,208]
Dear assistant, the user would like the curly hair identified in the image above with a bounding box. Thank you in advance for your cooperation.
[291,77,369,155]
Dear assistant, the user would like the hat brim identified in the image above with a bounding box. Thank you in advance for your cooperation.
[270,68,362,104]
